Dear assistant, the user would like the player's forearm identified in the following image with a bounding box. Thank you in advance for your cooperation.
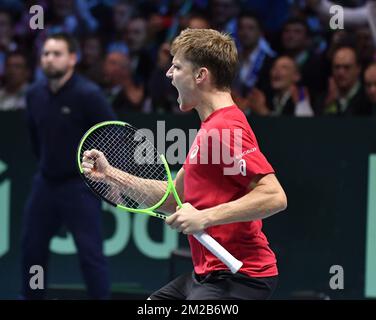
[201,186,287,228]
[105,166,167,204]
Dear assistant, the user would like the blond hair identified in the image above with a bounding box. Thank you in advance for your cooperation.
[171,28,238,90]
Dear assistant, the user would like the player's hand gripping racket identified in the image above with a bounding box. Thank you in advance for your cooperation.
[77,121,243,273]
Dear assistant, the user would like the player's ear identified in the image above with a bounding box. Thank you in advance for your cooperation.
[195,67,208,83]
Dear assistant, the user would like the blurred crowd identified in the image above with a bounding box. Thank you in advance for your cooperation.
[0,0,376,116]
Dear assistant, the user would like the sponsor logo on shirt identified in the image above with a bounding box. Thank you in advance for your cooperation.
[235,147,257,160]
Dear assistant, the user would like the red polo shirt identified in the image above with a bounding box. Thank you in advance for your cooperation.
[183,105,278,277]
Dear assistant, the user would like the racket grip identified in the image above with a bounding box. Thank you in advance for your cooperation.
[193,231,243,274]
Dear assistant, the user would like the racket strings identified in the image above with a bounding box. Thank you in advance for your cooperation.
[85,128,164,206]
[81,124,168,208]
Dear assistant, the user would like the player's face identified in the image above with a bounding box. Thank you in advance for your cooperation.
[41,39,76,79]
[166,53,198,112]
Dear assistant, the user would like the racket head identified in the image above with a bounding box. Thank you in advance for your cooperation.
[77,121,175,218]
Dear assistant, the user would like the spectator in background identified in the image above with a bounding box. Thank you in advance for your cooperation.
[0,51,30,111]
[288,0,327,56]
[124,16,154,86]
[77,34,105,85]
[30,0,99,62]
[281,17,326,111]
[186,13,211,29]
[247,56,313,116]
[209,0,239,36]
[21,33,114,300]
[244,0,290,34]
[112,0,134,35]
[45,0,98,35]
[102,51,145,115]
[146,42,178,113]
[324,46,370,116]
[232,11,275,112]
[145,0,205,44]
[106,0,134,53]
[326,30,351,63]
[0,10,18,80]
[268,56,313,116]
[355,26,376,69]
[169,13,212,45]
[364,62,376,115]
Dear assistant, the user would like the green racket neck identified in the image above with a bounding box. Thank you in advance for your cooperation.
[161,154,183,209]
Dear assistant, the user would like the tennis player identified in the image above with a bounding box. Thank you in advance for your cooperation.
[82,28,287,300]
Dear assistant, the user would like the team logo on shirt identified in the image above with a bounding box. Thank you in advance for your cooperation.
[190,145,199,160]
[239,159,246,176]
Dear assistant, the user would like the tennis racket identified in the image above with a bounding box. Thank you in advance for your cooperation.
[77,120,243,273]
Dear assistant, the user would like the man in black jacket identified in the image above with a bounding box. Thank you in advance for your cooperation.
[21,33,116,299]
[324,46,371,116]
